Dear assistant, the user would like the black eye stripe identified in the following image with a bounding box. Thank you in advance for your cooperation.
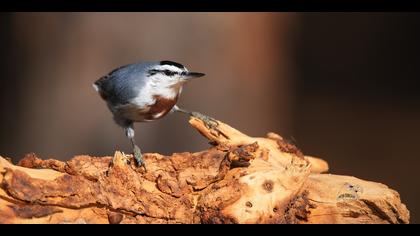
[148,69,179,77]
[148,69,159,76]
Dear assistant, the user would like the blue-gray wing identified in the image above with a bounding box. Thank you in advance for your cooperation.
[94,63,149,106]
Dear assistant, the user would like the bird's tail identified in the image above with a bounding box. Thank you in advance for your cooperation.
[92,82,100,92]
[92,80,108,100]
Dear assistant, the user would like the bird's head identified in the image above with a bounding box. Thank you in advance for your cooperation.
[147,60,205,88]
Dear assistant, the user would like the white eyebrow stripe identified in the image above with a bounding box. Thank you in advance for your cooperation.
[154,65,185,72]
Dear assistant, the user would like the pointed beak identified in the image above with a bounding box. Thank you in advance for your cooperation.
[183,72,205,80]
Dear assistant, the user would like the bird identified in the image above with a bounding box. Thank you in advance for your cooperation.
[93,60,218,168]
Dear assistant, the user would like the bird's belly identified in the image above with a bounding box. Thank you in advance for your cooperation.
[118,95,178,122]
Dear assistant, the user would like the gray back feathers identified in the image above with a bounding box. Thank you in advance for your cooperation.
[94,61,158,105]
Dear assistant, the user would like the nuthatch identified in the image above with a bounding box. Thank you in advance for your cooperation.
[93,60,218,168]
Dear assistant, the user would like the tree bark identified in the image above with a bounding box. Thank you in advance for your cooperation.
[0,118,409,224]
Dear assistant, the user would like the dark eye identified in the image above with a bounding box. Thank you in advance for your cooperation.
[164,70,174,76]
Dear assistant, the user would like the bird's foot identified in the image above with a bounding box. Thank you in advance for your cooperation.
[133,145,146,170]
[191,112,219,129]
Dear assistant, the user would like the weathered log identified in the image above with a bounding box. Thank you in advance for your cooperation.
[0,118,409,224]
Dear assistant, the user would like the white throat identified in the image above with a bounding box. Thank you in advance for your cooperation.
[130,76,181,108]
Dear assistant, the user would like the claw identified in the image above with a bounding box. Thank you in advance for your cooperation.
[133,145,146,170]
[191,112,219,129]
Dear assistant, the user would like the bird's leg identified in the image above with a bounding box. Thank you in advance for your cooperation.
[173,105,219,129]
[125,124,145,169]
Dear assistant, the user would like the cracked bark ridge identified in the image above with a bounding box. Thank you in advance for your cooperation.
[0,118,410,224]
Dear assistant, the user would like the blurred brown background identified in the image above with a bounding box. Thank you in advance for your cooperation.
[0,13,419,223]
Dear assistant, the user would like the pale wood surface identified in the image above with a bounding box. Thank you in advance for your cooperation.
[0,118,409,224]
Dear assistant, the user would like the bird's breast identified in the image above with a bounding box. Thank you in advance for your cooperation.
[142,94,179,120]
